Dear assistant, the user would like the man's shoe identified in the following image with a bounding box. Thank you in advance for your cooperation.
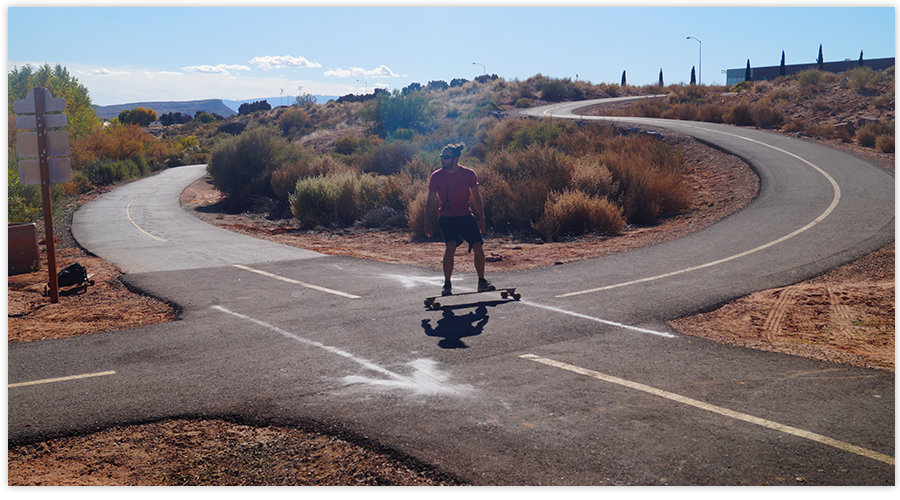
[442,283,453,296]
[478,279,495,292]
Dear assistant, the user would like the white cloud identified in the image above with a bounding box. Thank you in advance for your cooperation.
[9,61,354,106]
[182,64,251,75]
[324,64,406,79]
[90,68,132,76]
[250,55,322,70]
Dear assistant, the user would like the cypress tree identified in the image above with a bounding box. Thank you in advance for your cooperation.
[779,51,786,77]
[658,69,664,86]
[621,70,626,86]
[690,66,696,85]
[745,59,751,81]
[817,44,824,71]
[858,50,865,68]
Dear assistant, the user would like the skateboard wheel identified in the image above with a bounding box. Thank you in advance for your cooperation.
[501,291,509,299]
[431,302,442,310]
[513,293,522,300]
[424,299,433,307]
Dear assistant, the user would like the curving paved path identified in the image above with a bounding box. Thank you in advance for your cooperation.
[8,98,895,485]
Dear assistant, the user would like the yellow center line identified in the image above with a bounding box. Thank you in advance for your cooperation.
[234,264,361,299]
[9,370,117,388]
[520,354,893,466]
[125,168,188,243]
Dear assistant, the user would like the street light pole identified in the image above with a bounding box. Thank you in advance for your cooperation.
[686,36,701,85]
[473,62,485,76]
[357,79,367,94]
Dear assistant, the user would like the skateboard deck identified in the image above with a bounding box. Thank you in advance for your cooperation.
[424,287,520,310]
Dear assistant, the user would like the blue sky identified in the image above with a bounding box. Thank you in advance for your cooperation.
[6,4,896,106]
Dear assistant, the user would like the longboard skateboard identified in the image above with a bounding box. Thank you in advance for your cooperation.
[424,287,521,310]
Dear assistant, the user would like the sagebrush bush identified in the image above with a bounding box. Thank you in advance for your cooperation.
[601,137,691,223]
[857,124,878,147]
[208,127,303,208]
[750,99,784,128]
[356,141,417,175]
[723,103,754,126]
[533,190,625,241]
[876,134,894,153]
[569,155,618,198]
[81,158,143,187]
[847,67,881,92]
[289,171,405,228]
[270,154,344,199]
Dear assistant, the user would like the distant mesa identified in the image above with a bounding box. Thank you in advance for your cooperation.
[94,95,339,120]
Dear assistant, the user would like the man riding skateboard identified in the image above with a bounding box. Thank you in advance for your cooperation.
[424,142,495,296]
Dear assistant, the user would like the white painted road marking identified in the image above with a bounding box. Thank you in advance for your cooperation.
[9,370,117,388]
[234,264,361,299]
[520,354,894,466]
[212,305,471,395]
[555,120,842,298]
[524,301,676,338]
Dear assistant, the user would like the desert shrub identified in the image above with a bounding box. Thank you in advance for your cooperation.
[405,189,435,237]
[289,171,393,228]
[750,99,784,128]
[508,120,563,150]
[402,155,436,181]
[360,89,433,138]
[602,137,691,223]
[270,154,342,199]
[515,98,533,108]
[856,124,878,147]
[333,135,374,155]
[208,127,301,208]
[480,144,572,232]
[697,102,726,123]
[540,80,568,102]
[847,67,881,92]
[797,69,836,94]
[357,141,417,175]
[876,134,894,153]
[277,107,313,137]
[665,102,700,121]
[723,103,754,126]
[81,158,143,187]
[569,155,618,198]
[804,122,835,138]
[533,190,625,241]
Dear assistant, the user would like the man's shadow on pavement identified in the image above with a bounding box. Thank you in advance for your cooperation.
[422,302,502,349]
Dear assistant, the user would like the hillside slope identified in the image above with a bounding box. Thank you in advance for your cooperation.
[95,99,237,119]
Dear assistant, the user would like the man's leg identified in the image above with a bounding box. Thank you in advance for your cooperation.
[472,242,486,280]
[443,241,458,283]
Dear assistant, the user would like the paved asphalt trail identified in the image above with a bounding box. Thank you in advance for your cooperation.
[8,99,895,485]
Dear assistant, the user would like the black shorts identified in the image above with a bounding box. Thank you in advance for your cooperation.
[439,215,483,247]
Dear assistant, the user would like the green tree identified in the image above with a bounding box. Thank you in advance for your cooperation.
[360,88,432,138]
[8,63,98,222]
[858,50,865,68]
[779,51,786,77]
[8,63,97,138]
[690,66,696,85]
[817,44,824,71]
[745,60,752,82]
[118,106,157,127]
[658,69,664,86]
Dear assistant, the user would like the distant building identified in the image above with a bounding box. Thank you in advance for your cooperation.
[725,57,895,86]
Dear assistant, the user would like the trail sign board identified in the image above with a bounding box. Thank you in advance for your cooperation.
[13,87,70,303]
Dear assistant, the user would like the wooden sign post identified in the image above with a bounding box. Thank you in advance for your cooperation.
[14,88,70,303]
